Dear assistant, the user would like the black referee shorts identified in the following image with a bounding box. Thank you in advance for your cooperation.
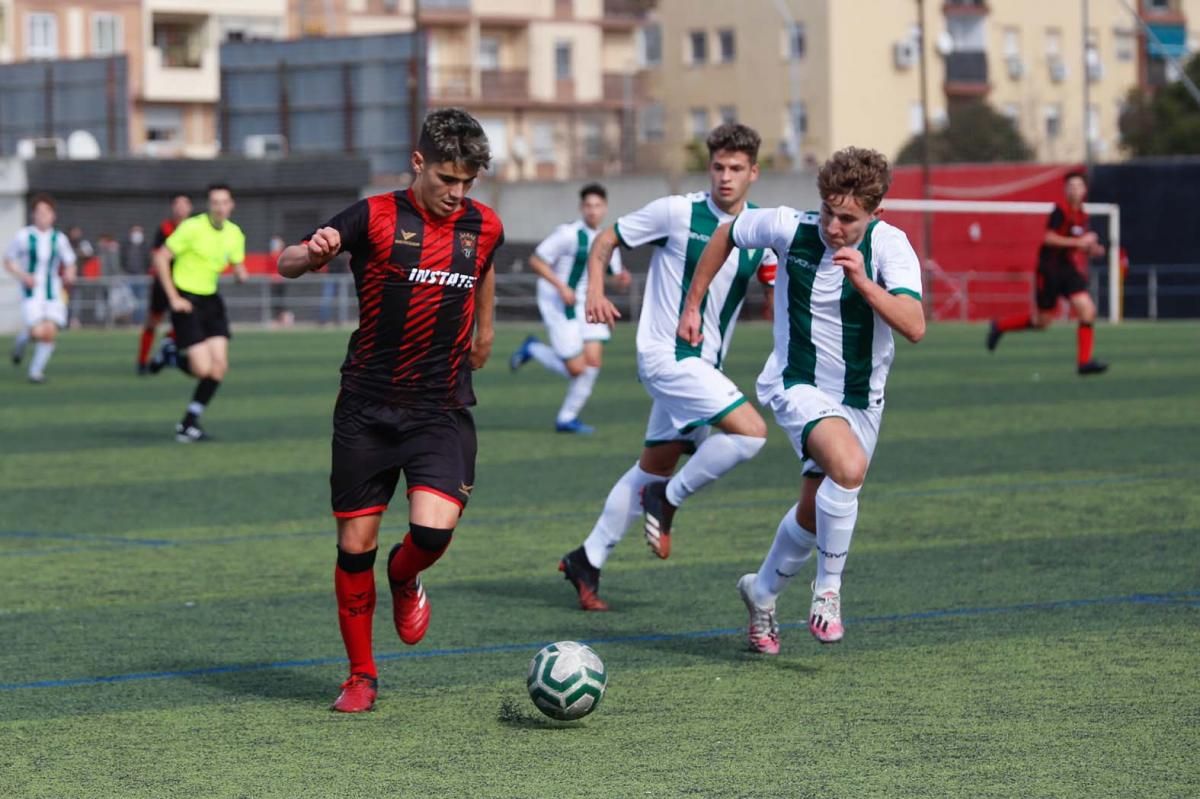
[171,291,231,349]
[330,391,478,519]
[149,278,171,316]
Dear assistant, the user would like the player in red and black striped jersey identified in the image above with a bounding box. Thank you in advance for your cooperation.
[278,108,503,713]
[137,192,192,374]
[987,171,1108,375]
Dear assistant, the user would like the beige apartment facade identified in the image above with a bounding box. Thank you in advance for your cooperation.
[422,0,644,181]
[4,0,414,158]
[641,0,1200,174]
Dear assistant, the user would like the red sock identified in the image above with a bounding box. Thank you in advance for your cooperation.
[388,530,452,584]
[137,328,155,365]
[335,550,377,678]
[995,313,1033,333]
[1077,323,1094,366]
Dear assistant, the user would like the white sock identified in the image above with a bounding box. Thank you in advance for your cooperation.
[29,341,54,377]
[187,401,205,419]
[814,479,861,595]
[665,433,764,507]
[528,341,569,377]
[556,366,599,425]
[752,504,817,607]
[583,462,660,569]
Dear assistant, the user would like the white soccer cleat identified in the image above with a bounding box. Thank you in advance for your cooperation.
[736,573,780,655]
[808,585,844,644]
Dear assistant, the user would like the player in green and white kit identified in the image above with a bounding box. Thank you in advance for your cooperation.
[679,147,926,651]
[557,123,777,611]
[510,183,629,434]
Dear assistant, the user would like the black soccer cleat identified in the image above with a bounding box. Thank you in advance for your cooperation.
[985,321,1002,352]
[175,422,210,443]
[1077,359,1109,376]
[641,481,676,560]
[558,546,608,611]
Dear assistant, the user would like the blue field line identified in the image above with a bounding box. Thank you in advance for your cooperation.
[0,472,1180,555]
[1,588,1195,693]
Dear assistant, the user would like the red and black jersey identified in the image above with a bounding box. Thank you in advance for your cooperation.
[151,218,178,272]
[312,190,504,409]
[1037,202,1090,272]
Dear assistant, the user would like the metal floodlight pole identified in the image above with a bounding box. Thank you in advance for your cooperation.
[1083,0,1093,169]
[917,0,933,263]
[771,0,804,171]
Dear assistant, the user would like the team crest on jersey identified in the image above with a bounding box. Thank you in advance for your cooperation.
[458,231,477,259]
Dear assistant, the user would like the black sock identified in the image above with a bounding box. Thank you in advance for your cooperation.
[183,378,220,427]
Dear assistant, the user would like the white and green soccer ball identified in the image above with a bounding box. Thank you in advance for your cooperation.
[526,641,607,721]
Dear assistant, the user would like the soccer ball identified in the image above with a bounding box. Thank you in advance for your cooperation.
[526,641,607,721]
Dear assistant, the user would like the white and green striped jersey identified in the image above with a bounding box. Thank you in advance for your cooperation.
[615,192,776,367]
[4,225,76,303]
[731,207,922,409]
[533,219,623,319]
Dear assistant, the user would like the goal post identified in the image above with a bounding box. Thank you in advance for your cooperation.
[880,198,1123,323]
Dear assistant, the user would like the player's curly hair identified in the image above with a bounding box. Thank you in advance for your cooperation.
[818,147,892,213]
[418,108,492,171]
[706,123,761,164]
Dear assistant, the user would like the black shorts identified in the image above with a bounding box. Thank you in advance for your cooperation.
[1036,262,1089,310]
[330,391,478,518]
[148,278,170,316]
[171,292,231,349]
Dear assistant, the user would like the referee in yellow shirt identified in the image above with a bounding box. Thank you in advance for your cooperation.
[152,183,247,442]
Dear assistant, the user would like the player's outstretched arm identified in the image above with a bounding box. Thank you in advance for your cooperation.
[470,266,496,370]
[584,227,621,326]
[278,227,341,279]
[833,247,925,343]
[676,222,735,347]
[529,254,573,305]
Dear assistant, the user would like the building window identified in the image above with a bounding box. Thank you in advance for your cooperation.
[689,107,708,140]
[555,41,572,80]
[27,12,58,59]
[144,106,184,145]
[1044,28,1061,57]
[532,121,556,162]
[639,23,661,67]
[153,19,203,68]
[688,30,707,65]
[717,105,737,124]
[1115,28,1135,61]
[479,117,508,163]
[1146,0,1171,12]
[1044,104,1061,139]
[479,36,500,70]
[639,102,664,142]
[1003,27,1020,58]
[787,22,806,60]
[788,101,807,138]
[582,118,604,162]
[717,29,735,63]
[92,13,123,56]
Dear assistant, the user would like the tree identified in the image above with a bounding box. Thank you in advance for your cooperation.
[896,101,1034,165]
[1119,53,1200,157]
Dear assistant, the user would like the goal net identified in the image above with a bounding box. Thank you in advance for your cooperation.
[877,199,1123,323]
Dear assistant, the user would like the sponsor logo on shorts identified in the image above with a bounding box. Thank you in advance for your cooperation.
[458,482,474,498]
[406,268,477,289]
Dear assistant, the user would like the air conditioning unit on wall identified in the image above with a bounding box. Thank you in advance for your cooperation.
[894,40,917,70]
[1006,56,1024,80]
[1049,57,1067,83]
[244,134,288,159]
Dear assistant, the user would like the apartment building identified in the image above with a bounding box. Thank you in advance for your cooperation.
[639,0,1199,173]
[3,0,413,157]
[421,0,644,181]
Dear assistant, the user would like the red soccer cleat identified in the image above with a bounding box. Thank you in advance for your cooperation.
[388,547,431,645]
[331,673,377,713]
[558,546,609,612]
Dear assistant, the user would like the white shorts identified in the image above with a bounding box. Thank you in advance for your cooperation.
[638,351,746,441]
[765,383,883,477]
[537,285,610,360]
[22,298,67,328]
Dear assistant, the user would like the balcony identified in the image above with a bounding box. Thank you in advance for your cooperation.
[429,65,471,101]
[944,50,989,96]
[481,69,529,102]
[943,0,988,14]
[144,46,218,102]
[417,0,470,25]
[602,71,645,104]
